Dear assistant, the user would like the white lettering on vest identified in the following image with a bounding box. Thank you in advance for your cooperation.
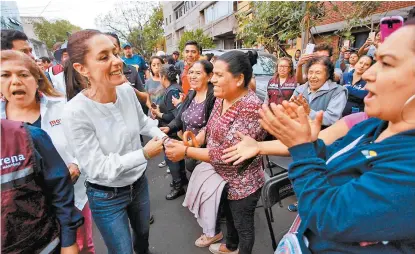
[0,154,26,167]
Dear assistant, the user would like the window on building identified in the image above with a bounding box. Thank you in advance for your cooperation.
[165,18,168,25]
[166,34,172,46]
[204,1,234,24]
[169,15,171,23]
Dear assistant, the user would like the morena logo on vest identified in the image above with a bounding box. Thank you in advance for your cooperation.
[0,154,26,169]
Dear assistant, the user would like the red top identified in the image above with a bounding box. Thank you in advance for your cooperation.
[267,75,297,105]
[181,65,191,95]
[205,91,267,200]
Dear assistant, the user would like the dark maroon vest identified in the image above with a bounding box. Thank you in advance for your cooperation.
[1,119,60,254]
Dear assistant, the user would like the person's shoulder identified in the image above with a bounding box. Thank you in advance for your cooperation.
[242,91,263,109]
[62,93,89,119]
[27,124,51,142]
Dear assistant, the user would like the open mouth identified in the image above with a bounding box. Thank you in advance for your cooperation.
[12,90,26,96]
[110,70,122,76]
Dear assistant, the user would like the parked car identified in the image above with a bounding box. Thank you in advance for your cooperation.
[203,49,277,101]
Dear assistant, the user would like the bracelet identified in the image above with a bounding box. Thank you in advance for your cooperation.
[184,146,189,158]
[143,149,151,160]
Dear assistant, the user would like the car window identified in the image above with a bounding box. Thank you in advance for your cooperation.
[253,55,276,76]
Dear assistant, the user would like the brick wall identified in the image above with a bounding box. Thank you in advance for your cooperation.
[317,1,415,26]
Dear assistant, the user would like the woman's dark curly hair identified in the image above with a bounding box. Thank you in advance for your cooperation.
[160,64,180,83]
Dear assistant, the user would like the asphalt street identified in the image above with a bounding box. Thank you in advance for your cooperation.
[90,151,297,254]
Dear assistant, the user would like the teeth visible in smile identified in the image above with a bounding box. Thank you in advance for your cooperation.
[110,71,122,75]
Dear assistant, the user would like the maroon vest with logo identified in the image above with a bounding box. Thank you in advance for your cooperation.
[1,119,60,254]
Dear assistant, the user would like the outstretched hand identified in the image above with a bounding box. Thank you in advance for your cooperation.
[221,131,260,165]
[259,103,323,148]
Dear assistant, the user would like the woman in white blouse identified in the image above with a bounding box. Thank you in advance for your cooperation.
[61,30,165,254]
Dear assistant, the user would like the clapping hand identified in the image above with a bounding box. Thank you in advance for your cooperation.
[290,95,311,115]
[259,103,323,148]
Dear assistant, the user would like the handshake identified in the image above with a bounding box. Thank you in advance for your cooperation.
[142,136,170,160]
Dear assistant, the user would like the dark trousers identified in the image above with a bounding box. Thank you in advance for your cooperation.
[223,188,261,254]
[165,155,186,184]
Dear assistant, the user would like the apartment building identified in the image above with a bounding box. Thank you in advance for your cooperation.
[20,16,51,59]
[162,1,240,54]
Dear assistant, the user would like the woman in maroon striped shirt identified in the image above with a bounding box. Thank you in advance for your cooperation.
[265,57,297,105]
[166,50,267,254]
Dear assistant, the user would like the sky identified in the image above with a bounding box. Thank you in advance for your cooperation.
[15,0,126,29]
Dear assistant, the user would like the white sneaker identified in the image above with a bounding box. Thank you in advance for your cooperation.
[158,160,166,168]
[166,167,170,173]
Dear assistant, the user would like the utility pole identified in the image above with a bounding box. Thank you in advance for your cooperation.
[300,2,310,52]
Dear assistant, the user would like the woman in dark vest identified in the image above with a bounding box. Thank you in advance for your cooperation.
[150,64,187,200]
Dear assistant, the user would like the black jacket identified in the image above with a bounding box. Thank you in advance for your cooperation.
[123,63,148,113]
[158,83,183,127]
[167,83,216,135]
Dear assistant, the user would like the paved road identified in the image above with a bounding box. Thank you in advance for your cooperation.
[91,151,297,254]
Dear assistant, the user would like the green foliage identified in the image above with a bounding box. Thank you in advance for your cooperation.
[95,2,163,59]
[236,2,325,52]
[237,1,380,52]
[33,19,81,50]
[178,29,215,54]
[142,5,165,56]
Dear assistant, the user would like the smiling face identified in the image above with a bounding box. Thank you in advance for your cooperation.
[277,59,291,78]
[307,63,329,92]
[211,60,244,99]
[184,44,200,65]
[73,34,124,89]
[354,56,372,75]
[344,51,351,59]
[362,26,415,122]
[1,59,38,107]
[188,62,212,91]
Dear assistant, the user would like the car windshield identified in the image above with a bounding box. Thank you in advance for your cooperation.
[253,55,276,76]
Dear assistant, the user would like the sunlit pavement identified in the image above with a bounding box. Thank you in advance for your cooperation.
[90,141,297,254]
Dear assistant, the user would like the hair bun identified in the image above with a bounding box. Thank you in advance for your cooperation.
[246,50,258,67]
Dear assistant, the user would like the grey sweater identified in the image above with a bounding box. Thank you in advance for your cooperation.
[292,80,348,126]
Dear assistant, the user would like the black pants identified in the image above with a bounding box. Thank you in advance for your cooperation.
[223,188,261,254]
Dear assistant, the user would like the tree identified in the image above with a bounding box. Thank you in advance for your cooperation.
[236,2,325,55]
[236,1,380,55]
[95,1,163,59]
[34,19,81,50]
[178,29,215,54]
[142,5,165,55]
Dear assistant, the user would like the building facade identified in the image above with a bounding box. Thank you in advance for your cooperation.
[162,1,241,54]
[20,16,51,59]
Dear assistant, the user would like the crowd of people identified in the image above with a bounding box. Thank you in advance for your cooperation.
[1,17,415,254]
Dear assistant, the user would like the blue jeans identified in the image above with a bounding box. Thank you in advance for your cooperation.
[86,175,150,254]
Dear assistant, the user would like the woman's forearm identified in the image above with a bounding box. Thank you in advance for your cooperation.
[258,140,290,157]
[187,147,210,162]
